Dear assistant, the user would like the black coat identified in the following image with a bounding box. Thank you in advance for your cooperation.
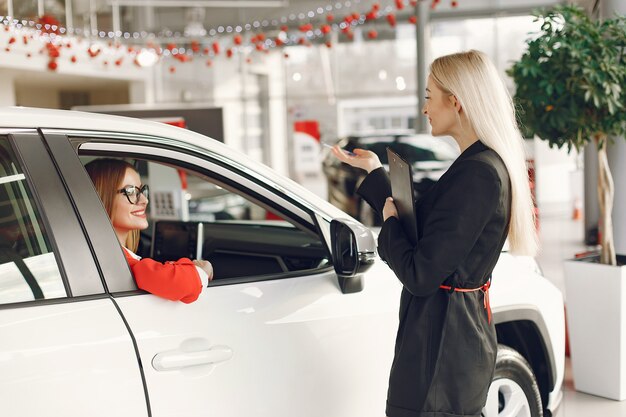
[358,140,511,417]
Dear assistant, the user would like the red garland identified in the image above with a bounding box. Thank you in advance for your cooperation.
[38,14,61,35]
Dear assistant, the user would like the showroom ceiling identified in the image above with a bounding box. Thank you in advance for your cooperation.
[5,0,597,38]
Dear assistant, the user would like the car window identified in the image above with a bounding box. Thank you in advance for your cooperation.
[0,138,66,305]
[80,155,331,284]
[356,135,457,164]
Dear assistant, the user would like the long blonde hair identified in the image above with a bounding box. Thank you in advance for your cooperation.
[430,50,538,256]
[85,158,141,252]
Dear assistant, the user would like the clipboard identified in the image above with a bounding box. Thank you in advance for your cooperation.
[387,148,418,245]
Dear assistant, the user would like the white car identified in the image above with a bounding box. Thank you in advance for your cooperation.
[0,107,563,417]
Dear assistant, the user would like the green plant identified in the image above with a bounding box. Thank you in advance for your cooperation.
[508,4,626,265]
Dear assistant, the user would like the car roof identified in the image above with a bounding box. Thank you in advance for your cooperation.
[0,106,349,221]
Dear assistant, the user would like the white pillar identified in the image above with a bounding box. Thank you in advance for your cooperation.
[0,71,16,106]
[604,0,626,255]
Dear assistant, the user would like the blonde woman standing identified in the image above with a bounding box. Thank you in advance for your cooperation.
[331,50,537,417]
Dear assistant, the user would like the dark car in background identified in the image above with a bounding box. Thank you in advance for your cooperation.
[322,132,459,225]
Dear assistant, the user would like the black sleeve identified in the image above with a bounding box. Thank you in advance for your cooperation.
[356,167,391,216]
[377,160,501,297]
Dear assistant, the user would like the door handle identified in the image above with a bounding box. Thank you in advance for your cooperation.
[152,345,233,371]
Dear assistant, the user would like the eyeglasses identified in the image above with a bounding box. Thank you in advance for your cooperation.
[118,184,149,204]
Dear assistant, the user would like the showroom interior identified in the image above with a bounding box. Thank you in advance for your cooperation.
[0,0,625,416]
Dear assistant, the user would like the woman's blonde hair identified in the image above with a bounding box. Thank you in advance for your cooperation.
[430,50,538,256]
[85,158,141,252]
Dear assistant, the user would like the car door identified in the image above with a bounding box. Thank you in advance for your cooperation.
[45,130,401,417]
[0,131,148,417]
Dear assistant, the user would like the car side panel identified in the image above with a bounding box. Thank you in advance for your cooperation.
[0,299,148,417]
[113,265,400,417]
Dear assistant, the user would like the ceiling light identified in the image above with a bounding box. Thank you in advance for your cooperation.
[136,49,158,67]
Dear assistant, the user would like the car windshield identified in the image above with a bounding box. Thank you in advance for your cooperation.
[357,136,458,165]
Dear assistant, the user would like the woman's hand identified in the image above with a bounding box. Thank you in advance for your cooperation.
[383,197,399,221]
[330,145,382,174]
[193,259,214,282]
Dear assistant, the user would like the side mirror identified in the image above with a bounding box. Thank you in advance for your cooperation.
[330,219,376,294]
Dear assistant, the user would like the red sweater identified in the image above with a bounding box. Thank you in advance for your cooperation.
[123,249,203,304]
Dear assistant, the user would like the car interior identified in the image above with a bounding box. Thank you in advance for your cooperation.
[80,155,332,283]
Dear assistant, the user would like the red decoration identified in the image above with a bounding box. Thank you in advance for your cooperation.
[206,59,212,66]
[299,23,313,32]
[255,43,265,51]
[203,47,210,55]
[373,3,381,10]
[410,0,418,5]
[344,15,354,24]
[366,11,378,21]
[280,25,289,32]
[233,35,242,45]
[284,53,289,59]
[321,24,332,34]
[8,37,15,44]
[387,13,397,27]
[352,12,360,20]
[166,43,176,51]
[115,58,123,66]
[368,30,378,39]
[395,0,405,10]
[173,53,191,63]
[190,40,200,52]
[257,33,266,41]
[451,0,458,7]
[246,57,252,64]
[26,53,32,58]
[169,66,176,73]
[70,55,77,63]
[275,38,285,46]
[326,14,334,22]
[87,45,101,58]
[409,15,417,24]
[47,60,58,71]
[38,15,61,35]
[325,41,332,48]
[46,43,60,58]
[4,47,9,52]
[226,48,233,58]
[212,42,220,55]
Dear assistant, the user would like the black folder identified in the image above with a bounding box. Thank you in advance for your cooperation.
[387,148,418,245]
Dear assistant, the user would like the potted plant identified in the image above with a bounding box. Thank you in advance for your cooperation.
[508,5,626,400]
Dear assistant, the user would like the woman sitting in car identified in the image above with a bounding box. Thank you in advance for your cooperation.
[86,158,213,303]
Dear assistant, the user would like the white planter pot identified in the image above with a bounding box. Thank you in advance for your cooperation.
[564,257,626,400]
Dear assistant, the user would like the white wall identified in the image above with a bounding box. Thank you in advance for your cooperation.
[533,137,582,216]
[0,71,16,106]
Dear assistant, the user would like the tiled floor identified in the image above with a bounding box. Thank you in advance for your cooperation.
[537,207,626,416]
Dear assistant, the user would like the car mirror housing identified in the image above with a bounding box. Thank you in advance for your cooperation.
[330,219,376,294]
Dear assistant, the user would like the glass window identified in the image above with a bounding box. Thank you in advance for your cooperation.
[0,138,65,305]
[81,156,331,282]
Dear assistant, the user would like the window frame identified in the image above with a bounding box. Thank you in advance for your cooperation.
[0,130,108,309]
[43,129,334,292]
